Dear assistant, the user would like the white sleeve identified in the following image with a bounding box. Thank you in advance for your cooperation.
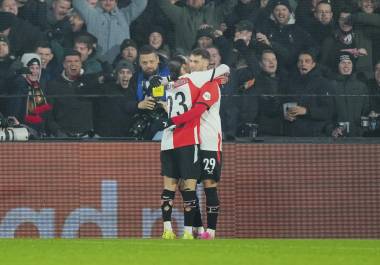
[186,64,230,88]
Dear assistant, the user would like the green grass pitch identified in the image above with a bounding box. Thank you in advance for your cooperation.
[0,239,379,265]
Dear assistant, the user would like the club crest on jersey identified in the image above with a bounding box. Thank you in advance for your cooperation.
[174,79,188,88]
[203,92,211,101]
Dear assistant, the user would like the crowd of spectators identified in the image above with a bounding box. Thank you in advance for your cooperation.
[0,0,380,139]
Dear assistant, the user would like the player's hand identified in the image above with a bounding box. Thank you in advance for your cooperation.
[161,118,176,130]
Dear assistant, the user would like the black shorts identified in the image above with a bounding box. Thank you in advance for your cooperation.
[200,150,222,182]
[161,145,201,180]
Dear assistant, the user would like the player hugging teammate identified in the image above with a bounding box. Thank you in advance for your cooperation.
[159,48,229,240]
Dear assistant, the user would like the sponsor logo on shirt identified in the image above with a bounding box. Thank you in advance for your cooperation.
[202,92,211,101]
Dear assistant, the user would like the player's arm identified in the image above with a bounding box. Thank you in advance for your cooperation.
[170,81,220,126]
[186,64,230,88]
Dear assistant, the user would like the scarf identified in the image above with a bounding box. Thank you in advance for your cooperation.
[24,78,52,124]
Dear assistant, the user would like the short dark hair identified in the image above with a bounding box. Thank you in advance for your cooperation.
[260,49,276,61]
[74,34,96,50]
[34,40,53,52]
[139,45,158,56]
[316,0,332,9]
[64,49,81,59]
[298,50,317,62]
[190,48,210,60]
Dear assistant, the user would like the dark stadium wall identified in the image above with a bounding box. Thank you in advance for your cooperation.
[0,142,379,238]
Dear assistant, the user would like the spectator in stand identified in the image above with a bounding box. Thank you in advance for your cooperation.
[7,53,52,135]
[45,0,72,36]
[113,38,139,69]
[55,9,89,50]
[73,33,101,74]
[364,60,380,136]
[130,0,176,50]
[231,19,260,75]
[45,50,103,138]
[16,0,48,29]
[0,11,44,56]
[330,52,369,137]
[303,1,335,46]
[94,59,138,137]
[224,0,259,38]
[147,26,171,62]
[0,35,16,115]
[295,0,322,27]
[256,0,318,69]
[284,50,334,137]
[357,0,380,67]
[34,40,61,88]
[73,0,147,62]
[368,60,380,114]
[242,49,286,136]
[157,0,238,54]
[320,7,380,78]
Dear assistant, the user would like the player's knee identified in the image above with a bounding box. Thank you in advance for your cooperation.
[203,179,217,188]
[180,190,196,212]
[182,179,197,191]
[205,187,219,213]
[161,189,175,211]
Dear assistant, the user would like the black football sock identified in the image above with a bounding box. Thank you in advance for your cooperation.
[205,187,219,230]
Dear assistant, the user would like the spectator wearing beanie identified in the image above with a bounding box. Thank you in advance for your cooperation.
[113,38,139,68]
[330,51,370,137]
[147,26,171,62]
[320,7,380,79]
[255,0,318,69]
[94,59,138,137]
[7,53,52,135]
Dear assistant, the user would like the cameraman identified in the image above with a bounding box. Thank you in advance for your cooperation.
[131,45,170,139]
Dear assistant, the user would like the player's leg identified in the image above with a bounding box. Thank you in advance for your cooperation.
[160,150,179,239]
[179,179,204,238]
[193,194,205,237]
[202,179,219,239]
[180,179,197,239]
[200,151,222,239]
[178,145,202,239]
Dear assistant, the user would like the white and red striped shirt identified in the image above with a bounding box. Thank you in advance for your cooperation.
[160,65,229,151]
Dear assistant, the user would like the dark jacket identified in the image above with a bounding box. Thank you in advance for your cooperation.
[94,81,138,137]
[18,0,48,30]
[46,72,102,136]
[8,17,45,57]
[257,18,318,69]
[284,67,334,136]
[332,73,370,136]
[320,13,380,78]
[0,57,16,115]
[247,71,286,136]
[368,79,380,113]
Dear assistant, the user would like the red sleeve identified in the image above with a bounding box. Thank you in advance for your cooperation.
[196,81,220,109]
[171,103,208,126]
